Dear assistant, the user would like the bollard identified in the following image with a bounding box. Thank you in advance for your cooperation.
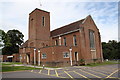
[106,59,108,61]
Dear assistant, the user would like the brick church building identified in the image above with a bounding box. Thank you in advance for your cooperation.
[19,8,103,67]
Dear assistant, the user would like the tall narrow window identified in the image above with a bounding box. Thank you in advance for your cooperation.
[55,40,58,46]
[73,35,77,46]
[30,18,33,28]
[59,36,61,45]
[42,16,45,26]
[89,30,95,49]
[63,37,66,46]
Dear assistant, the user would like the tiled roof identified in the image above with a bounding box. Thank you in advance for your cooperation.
[50,19,84,37]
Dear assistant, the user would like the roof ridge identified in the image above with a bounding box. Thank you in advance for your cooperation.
[29,8,50,15]
[50,18,85,37]
[51,19,84,32]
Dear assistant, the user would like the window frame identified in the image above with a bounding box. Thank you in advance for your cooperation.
[63,37,67,46]
[42,16,45,26]
[42,53,47,59]
[63,52,69,58]
[55,40,58,46]
[73,35,77,46]
[89,30,95,49]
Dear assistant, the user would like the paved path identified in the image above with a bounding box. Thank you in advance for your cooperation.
[2,64,120,80]
[12,64,62,70]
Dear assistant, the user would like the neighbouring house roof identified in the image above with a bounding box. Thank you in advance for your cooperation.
[20,40,28,48]
[50,19,85,37]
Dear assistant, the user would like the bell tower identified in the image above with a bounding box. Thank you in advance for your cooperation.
[28,8,50,48]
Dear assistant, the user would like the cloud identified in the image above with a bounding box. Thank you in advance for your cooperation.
[84,2,118,42]
[0,0,119,2]
[0,0,118,42]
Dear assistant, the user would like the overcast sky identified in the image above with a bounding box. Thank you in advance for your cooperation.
[0,0,119,42]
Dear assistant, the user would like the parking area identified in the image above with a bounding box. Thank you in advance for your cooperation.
[2,64,120,80]
[30,64,119,79]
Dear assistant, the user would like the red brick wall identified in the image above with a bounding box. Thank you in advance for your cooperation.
[3,55,8,62]
[81,15,103,63]
[12,54,20,62]
[28,9,50,48]
[19,9,103,66]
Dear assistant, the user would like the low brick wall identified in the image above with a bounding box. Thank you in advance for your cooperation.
[37,61,71,67]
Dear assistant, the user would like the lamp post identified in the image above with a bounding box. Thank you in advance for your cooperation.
[69,47,72,66]
[38,49,40,66]
[34,48,36,65]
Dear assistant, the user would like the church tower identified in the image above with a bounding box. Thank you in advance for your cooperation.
[28,8,50,48]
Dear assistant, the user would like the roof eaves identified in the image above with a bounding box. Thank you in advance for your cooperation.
[51,28,80,38]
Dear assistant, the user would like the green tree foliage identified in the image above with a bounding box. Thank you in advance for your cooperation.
[102,40,119,60]
[2,29,24,55]
[0,29,6,47]
[118,42,120,59]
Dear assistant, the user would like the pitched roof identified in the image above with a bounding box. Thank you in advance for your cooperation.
[20,40,28,48]
[50,19,85,37]
[29,8,50,15]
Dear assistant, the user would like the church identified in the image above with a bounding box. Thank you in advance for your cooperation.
[19,8,103,67]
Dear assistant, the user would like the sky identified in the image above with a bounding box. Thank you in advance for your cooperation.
[0,0,119,42]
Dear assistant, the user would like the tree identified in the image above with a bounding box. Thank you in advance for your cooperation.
[2,29,24,55]
[102,40,119,60]
[118,42,120,59]
[0,29,6,47]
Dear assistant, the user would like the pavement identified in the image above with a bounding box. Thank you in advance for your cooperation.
[12,64,62,70]
[2,64,120,80]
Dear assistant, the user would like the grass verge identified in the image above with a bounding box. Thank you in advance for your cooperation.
[2,66,40,72]
[84,61,119,67]
[1,62,41,72]
[2,62,22,65]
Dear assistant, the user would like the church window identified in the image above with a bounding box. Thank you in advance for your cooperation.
[42,16,45,26]
[73,35,77,46]
[63,37,67,46]
[89,30,95,49]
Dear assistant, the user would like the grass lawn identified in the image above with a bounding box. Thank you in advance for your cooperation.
[2,66,40,72]
[85,60,119,67]
[1,62,41,72]
[2,62,22,65]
